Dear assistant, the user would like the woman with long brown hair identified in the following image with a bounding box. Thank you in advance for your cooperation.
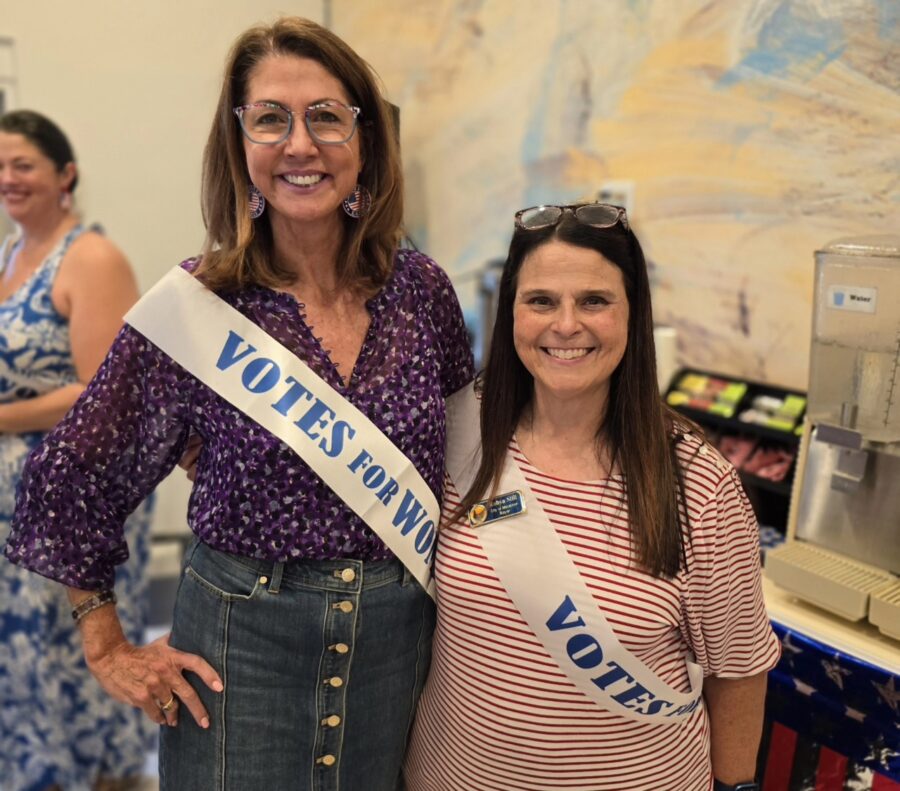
[6,19,472,791]
[404,204,779,791]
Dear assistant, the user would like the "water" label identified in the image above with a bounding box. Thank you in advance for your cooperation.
[827,285,877,314]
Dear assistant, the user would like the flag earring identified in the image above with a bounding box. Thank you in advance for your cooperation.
[248,184,266,219]
[342,184,372,218]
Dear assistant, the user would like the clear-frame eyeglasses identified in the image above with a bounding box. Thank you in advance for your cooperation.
[514,203,629,232]
[233,100,362,146]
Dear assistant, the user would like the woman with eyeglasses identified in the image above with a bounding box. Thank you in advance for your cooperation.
[5,18,472,791]
[403,204,779,791]
[0,109,154,791]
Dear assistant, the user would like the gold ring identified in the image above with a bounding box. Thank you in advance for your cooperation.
[160,694,176,712]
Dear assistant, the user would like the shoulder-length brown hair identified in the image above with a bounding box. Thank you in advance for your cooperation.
[459,213,693,578]
[197,17,404,293]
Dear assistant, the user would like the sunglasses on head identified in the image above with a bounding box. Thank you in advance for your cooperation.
[514,203,629,232]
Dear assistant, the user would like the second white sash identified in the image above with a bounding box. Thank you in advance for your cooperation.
[445,384,703,724]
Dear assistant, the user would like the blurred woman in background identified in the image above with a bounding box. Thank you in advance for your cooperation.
[0,109,152,791]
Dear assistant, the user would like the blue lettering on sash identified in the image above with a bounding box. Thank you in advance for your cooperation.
[376,478,400,506]
[357,466,403,510]
[666,698,699,717]
[216,330,257,371]
[292,400,357,460]
[271,376,314,416]
[242,357,281,393]
[347,449,373,472]
[294,398,336,441]
[348,449,404,504]
[320,421,354,458]
[567,633,604,669]
[351,460,434,558]
[546,595,586,631]
[612,682,653,708]
[362,464,387,490]
[392,490,437,559]
[591,660,634,690]
[392,490,428,536]
[546,596,681,717]
[423,538,436,567]
[414,521,436,555]
[640,698,672,716]
[347,454,399,502]
[212,327,436,580]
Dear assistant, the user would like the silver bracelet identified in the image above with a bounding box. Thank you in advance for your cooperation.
[71,590,117,623]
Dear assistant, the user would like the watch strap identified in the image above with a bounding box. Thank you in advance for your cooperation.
[713,780,759,791]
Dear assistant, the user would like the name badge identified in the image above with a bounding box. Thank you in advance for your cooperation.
[468,490,527,527]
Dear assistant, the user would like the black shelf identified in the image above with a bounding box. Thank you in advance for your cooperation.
[674,405,801,446]
[737,470,794,497]
[664,368,805,531]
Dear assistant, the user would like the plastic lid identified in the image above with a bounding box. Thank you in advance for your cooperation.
[816,235,900,259]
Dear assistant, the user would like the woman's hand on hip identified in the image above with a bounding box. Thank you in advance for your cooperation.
[88,631,224,728]
[68,586,223,729]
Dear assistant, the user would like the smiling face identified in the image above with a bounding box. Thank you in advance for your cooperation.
[513,240,630,413]
[0,131,73,226]
[241,54,363,239]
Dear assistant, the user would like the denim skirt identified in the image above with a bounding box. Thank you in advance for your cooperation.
[159,539,435,791]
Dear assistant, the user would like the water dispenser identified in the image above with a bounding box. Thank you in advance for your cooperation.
[767,236,900,640]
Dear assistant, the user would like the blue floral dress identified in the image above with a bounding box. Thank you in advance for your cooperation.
[0,225,153,791]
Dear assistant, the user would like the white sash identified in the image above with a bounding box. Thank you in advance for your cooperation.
[445,384,704,723]
[125,266,439,597]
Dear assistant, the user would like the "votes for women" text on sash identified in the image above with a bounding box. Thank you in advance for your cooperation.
[125,266,439,597]
[445,384,704,724]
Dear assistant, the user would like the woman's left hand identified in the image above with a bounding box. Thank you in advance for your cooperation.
[178,433,203,482]
[86,629,223,729]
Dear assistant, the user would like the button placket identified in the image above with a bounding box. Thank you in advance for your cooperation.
[314,567,361,785]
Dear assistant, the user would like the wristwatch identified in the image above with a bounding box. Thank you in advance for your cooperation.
[713,781,759,791]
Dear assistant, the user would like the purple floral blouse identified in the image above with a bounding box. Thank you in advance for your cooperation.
[5,249,474,590]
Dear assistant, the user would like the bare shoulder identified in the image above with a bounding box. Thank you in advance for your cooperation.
[53,229,138,315]
[61,229,133,278]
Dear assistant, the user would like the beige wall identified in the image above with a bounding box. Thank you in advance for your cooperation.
[1,1,323,535]
[1,0,322,288]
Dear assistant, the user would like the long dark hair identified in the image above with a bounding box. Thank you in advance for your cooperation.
[197,17,403,293]
[0,110,78,192]
[459,212,692,578]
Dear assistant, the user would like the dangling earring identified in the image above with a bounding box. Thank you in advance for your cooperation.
[342,184,372,219]
[248,184,266,219]
[59,190,72,212]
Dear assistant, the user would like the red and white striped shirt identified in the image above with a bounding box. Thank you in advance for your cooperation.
[404,433,780,791]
